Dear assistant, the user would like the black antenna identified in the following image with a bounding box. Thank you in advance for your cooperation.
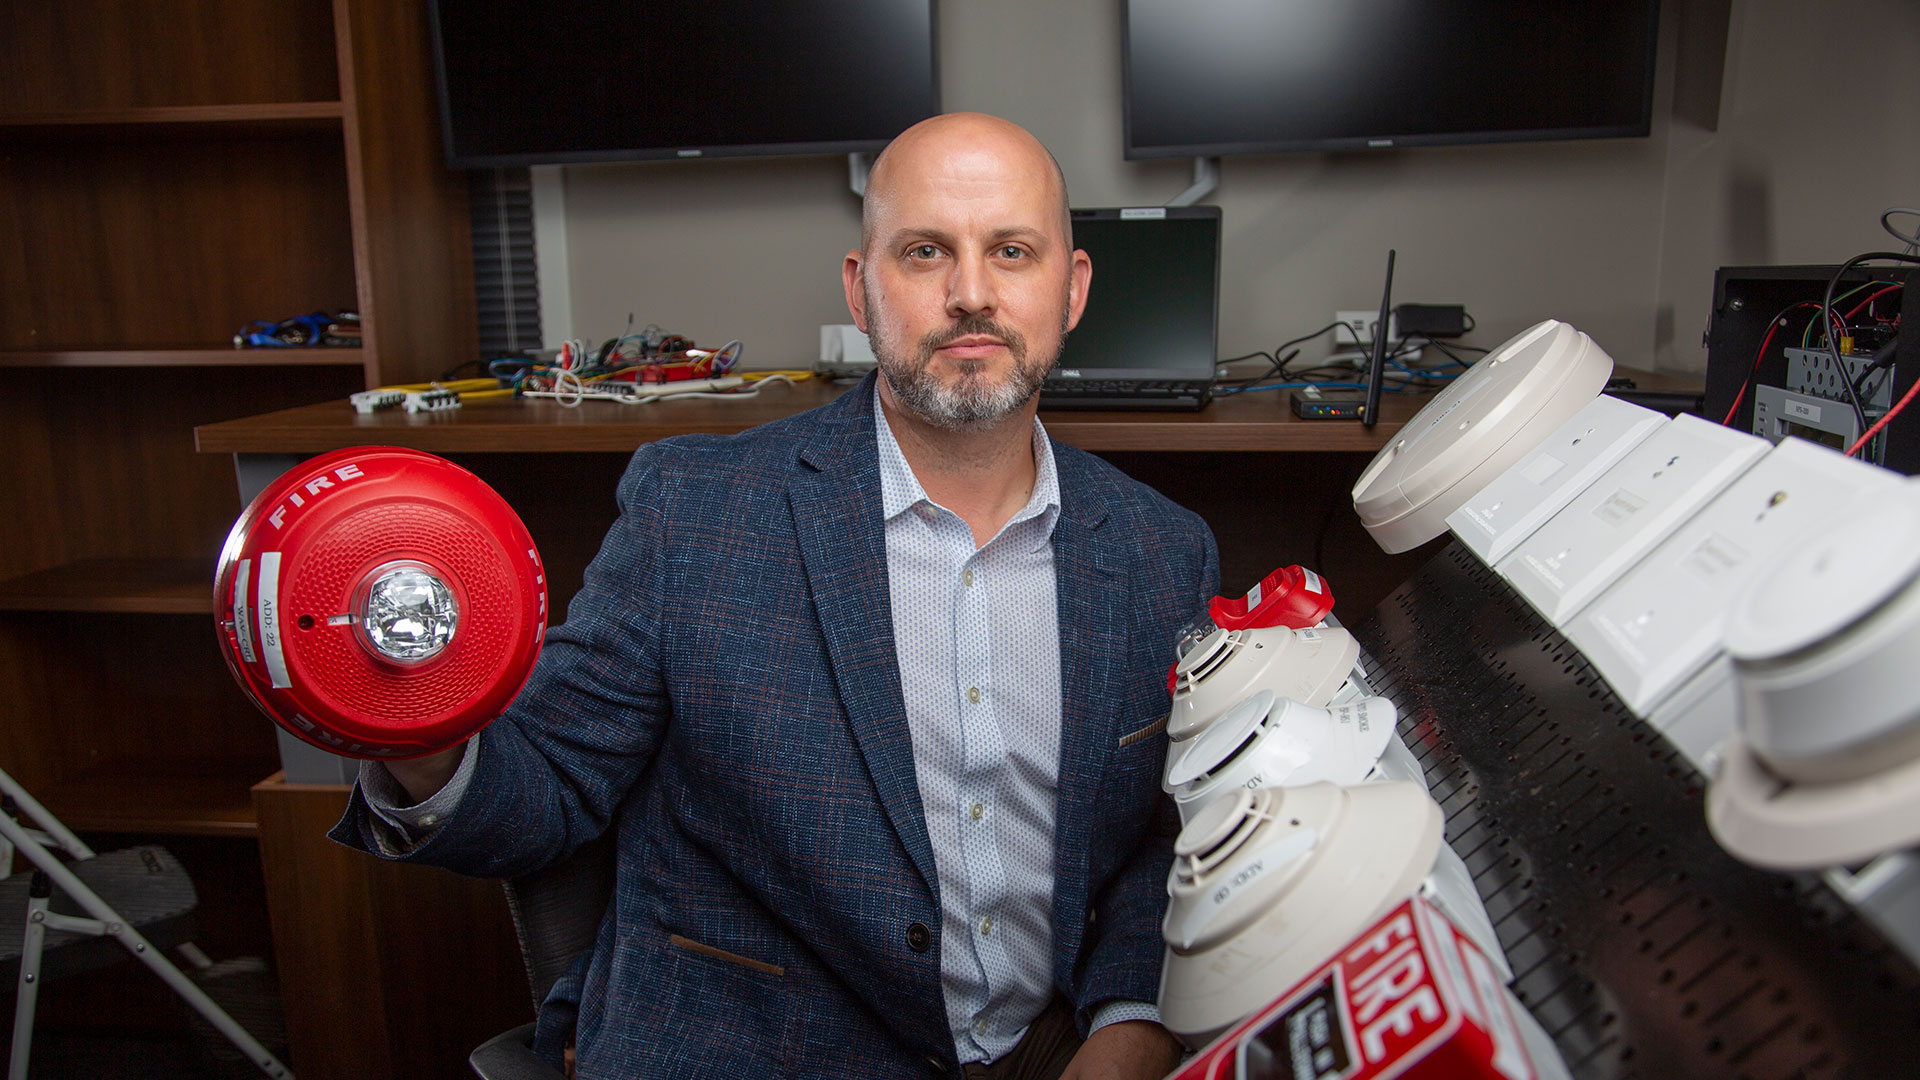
[1363,249,1396,429]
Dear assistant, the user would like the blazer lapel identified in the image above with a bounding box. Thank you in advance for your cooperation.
[789,382,938,897]
[1048,461,1126,964]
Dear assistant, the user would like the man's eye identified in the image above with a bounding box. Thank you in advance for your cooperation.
[998,246,1027,260]
[909,244,941,259]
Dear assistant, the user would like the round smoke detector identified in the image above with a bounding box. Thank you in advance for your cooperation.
[1167,624,1360,744]
[1157,782,1442,1044]
[1164,690,1397,823]
[1353,319,1614,554]
[1709,481,1920,869]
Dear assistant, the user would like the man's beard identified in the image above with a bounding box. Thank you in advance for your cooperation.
[866,288,1068,432]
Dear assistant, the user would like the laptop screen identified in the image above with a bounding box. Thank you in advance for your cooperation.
[1051,206,1222,384]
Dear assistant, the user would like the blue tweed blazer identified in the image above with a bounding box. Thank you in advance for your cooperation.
[335,373,1219,1078]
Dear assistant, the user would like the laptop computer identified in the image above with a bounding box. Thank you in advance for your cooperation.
[1041,205,1223,411]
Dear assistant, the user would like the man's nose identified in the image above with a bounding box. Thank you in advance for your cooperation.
[946,251,997,317]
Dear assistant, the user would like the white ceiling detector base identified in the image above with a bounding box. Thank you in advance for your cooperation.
[1166,624,1359,743]
[1158,783,1442,1043]
[1353,320,1614,554]
[1708,733,1920,870]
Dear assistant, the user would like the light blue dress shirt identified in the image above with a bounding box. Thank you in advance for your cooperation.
[871,388,1156,1063]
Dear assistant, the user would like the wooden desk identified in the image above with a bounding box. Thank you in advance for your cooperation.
[195,376,1428,455]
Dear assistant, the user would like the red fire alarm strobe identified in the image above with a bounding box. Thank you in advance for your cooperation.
[1209,565,1336,632]
[214,447,546,759]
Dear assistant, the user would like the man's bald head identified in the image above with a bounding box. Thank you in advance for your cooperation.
[860,113,1072,253]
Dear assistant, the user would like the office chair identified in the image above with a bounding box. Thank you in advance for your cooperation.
[469,833,616,1080]
[0,766,292,1079]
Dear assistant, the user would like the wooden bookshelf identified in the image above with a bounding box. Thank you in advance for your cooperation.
[0,102,346,138]
[0,348,367,369]
[42,762,265,838]
[0,8,479,1052]
[0,558,213,614]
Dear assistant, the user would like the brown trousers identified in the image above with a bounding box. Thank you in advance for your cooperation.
[961,998,1084,1080]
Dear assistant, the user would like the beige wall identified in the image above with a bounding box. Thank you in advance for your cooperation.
[1653,0,1920,372]
[555,0,1914,378]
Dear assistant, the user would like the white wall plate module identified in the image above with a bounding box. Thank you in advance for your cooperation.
[1567,437,1900,717]
[1352,320,1614,554]
[1498,413,1768,626]
[1447,395,1666,566]
[1648,655,1737,774]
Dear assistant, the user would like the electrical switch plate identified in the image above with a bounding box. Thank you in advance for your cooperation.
[1567,437,1900,716]
[1352,320,1614,554]
[1447,395,1665,566]
[1498,413,1768,626]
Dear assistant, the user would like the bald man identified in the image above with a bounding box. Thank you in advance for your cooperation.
[338,113,1218,1079]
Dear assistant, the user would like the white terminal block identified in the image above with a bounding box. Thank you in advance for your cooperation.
[1568,437,1901,719]
[1353,320,1614,554]
[1447,395,1666,566]
[1499,413,1768,626]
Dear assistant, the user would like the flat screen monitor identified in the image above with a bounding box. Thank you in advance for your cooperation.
[428,1,940,168]
[1123,1,1659,159]
[1052,206,1222,383]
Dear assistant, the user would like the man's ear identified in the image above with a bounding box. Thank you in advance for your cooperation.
[1064,247,1093,333]
[843,251,869,333]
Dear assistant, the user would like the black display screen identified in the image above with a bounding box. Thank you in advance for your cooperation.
[1124,0,1658,158]
[429,1,940,167]
[1054,207,1222,381]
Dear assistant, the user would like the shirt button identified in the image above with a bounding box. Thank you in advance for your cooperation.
[918,505,936,522]
[967,687,980,704]
[974,1017,988,1037]
[980,915,993,936]
[962,569,974,586]
[906,921,931,953]
[969,803,984,821]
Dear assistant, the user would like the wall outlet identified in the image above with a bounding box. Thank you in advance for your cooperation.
[1334,310,1405,346]
[1333,310,1378,346]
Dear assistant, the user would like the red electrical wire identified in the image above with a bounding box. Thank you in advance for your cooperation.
[1723,303,1821,426]
[1844,284,1903,319]
[1847,373,1920,457]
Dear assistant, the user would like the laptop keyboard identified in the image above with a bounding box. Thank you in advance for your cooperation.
[1039,379,1212,411]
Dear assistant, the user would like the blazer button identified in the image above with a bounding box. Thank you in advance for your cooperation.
[906,921,932,953]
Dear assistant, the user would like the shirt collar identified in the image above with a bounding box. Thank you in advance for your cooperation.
[873,382,1061,545]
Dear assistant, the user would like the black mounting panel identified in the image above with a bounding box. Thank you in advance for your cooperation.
[1351,543,1920,1079]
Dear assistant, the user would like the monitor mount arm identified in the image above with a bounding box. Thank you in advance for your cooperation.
[1167,157,1219,207]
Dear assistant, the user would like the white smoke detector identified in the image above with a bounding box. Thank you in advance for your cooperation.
[1164,690,1397,823]
[1167,624,1360,744]
[1353,320,1614,554]
[1158,782,1442,1043]
[1708,480,1920,869]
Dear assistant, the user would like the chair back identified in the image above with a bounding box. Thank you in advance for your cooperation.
[499,833,617,1006]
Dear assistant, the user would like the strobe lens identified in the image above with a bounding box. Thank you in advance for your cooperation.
[360,563,458,663]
